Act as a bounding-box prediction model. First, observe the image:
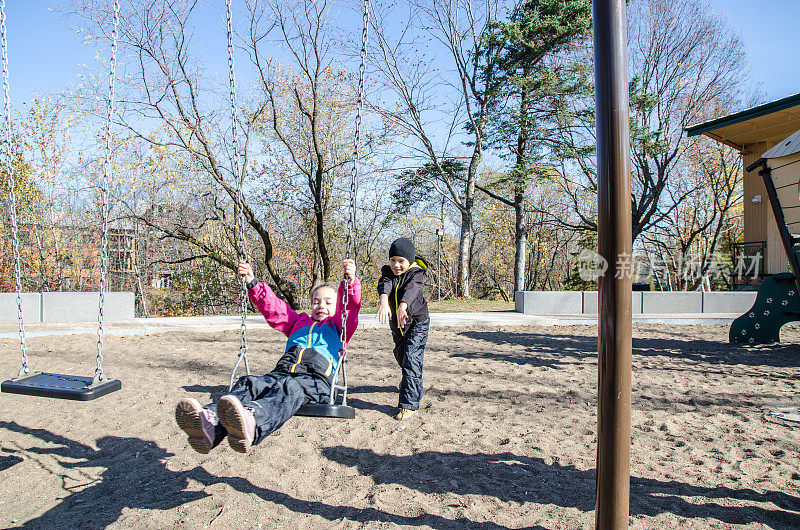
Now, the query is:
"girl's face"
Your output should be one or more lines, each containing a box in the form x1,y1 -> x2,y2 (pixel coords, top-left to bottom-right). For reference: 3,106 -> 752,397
389,256 -> 411,276
311,286 -> 337,321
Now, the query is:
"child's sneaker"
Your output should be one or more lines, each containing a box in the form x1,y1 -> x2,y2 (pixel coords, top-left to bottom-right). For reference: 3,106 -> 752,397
394,407 -> 417,420
218,395 -> 256,454
175,397 -> 219,454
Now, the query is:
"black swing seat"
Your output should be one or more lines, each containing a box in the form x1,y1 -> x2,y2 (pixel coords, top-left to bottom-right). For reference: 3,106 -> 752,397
296,403 -> 356,419
1,372 -> 121,401
292,354 -> 355,419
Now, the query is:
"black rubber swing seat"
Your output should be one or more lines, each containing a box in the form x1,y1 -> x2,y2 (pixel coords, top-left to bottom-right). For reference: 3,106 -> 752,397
296,403 -> 356,419
1,372 -> 121,401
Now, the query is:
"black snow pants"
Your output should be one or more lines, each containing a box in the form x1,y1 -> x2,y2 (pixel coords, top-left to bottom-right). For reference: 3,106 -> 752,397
392,317 -> 430,410
206,346 -> 333,445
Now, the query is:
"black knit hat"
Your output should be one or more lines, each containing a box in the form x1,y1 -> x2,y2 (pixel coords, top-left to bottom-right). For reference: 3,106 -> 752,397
389,237 -> 415,262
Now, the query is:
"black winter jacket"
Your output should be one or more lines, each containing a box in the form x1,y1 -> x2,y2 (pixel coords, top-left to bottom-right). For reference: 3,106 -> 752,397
377,258 -> 429,336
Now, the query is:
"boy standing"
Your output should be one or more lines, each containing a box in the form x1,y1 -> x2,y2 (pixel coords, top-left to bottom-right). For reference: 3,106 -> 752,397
377,237 -> 429,420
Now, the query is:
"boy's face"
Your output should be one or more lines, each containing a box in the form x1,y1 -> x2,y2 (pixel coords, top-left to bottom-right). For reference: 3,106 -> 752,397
389,256 -> 411,276
311,286 -> 337,322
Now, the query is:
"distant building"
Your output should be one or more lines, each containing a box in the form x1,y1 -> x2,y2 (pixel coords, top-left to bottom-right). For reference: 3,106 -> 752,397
686,93 -> 800,288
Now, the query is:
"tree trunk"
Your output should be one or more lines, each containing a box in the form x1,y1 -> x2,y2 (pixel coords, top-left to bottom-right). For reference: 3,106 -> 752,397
514,197 -> 527,293
313,167 -> 331,281
458,209 -> 472,298
514,75 -> 530,294
459,142 -> 481,298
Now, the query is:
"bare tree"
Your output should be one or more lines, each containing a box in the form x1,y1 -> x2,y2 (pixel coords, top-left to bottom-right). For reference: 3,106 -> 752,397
549,0 -> 748,244
245,0 -> 376,285
368,0 -> 504,297
66,0 -> 301,307
641,133 -> 743,290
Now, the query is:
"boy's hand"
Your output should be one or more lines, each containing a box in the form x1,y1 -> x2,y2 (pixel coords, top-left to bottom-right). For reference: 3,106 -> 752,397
377,298 -> 391,324
238,260 -> 255,284
342,259 -> 356,282
397,302 -> 409,328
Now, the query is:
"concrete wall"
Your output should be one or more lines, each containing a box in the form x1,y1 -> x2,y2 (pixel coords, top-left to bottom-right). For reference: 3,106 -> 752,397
1,292 -> 135,323
515,290 -> 757,315
641,292 -> 702,314
42,292 -> 135,322
702,292 -> 758,314
582,291 -> 643,314
515,291 -> 583,315
0,293 -> 42,323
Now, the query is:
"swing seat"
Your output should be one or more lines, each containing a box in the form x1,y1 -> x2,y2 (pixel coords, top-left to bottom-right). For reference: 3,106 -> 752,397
1,372 -> 121,401
296,403 -> 356,419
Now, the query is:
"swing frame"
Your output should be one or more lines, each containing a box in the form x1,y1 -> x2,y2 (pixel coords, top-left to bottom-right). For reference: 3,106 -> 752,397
224,0 -> 369,420
1,0 -> 122,401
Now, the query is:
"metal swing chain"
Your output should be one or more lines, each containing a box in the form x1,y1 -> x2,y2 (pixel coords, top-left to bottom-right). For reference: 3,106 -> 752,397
335,0 -> 370,404
1,0 -> 28,378
227,0 -> 250,391
94,0 -> 120,385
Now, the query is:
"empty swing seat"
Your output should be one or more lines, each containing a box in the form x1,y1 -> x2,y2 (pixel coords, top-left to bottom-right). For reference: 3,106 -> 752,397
1,372 -> 121,401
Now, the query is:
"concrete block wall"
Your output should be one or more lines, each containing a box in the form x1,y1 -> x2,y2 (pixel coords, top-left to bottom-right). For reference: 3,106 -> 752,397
702,292 -> 757,314
42,292 -> 135,322
582,292 -> 643,314
641,292 -> 702,314
0,293 -> 42,323
515,290 -> 758,315
515,291 -> 583,315
1,292 -> 135,323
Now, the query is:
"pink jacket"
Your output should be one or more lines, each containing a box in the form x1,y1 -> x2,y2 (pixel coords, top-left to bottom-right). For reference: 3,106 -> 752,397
247,278 -> 361,365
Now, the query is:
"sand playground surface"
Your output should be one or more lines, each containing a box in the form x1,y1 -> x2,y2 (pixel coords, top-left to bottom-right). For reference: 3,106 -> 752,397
1,323 -> 799,529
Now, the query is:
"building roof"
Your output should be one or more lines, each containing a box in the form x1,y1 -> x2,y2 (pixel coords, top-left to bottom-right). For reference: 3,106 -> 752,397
685,93 -> 800,151
763,128 -> 800,159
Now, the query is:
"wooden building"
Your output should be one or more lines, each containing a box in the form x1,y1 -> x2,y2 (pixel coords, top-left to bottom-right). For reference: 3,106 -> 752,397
686,93 -> 800,284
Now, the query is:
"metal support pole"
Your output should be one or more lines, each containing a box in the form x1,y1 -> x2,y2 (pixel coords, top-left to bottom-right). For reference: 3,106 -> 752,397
593,0 -> 632,528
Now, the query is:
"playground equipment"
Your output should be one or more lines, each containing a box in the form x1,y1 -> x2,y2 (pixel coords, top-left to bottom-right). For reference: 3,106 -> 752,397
222,0 -> 370,420
292,0 -> 368,420
1,0 -> 122,400
730,128 -> 800,344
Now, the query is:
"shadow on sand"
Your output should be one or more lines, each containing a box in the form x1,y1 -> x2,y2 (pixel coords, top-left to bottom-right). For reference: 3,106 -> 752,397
456,330 -> 800,370
322,446 -> 800,528
3,420 -> 797,529
0,421 -> 512,529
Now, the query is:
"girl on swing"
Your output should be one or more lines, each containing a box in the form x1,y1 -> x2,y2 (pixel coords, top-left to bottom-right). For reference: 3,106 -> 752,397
175,258 -> 361,454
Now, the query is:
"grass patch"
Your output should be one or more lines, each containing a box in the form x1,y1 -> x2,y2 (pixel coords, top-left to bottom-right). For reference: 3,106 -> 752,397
360,298 -> 514,314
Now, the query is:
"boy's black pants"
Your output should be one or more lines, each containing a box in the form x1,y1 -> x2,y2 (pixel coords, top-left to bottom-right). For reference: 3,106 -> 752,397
206,346 -> 333,445
392,317 -> 430,410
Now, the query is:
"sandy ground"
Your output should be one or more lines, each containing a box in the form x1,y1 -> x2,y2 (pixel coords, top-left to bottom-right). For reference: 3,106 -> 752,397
0,323 -> 799,529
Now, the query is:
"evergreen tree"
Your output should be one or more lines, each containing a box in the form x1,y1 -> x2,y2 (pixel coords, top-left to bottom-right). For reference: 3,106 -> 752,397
483,0 -> 592,292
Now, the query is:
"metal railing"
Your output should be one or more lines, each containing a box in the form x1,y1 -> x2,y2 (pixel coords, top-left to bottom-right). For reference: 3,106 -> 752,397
731,241 -> 766,290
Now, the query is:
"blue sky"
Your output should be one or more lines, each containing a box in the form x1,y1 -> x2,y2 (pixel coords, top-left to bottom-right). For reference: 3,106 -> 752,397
4,2 -> 233,105
4,2 -> 96,104
3,1 -> 798,109
705,0 -> 800,102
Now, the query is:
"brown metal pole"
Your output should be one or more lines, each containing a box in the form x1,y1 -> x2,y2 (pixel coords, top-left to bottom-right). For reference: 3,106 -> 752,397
593,0 -> 632,528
